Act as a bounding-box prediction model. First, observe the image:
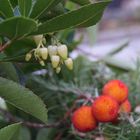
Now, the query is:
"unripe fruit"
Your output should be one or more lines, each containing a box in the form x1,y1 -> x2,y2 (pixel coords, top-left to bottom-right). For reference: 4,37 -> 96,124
119,100 -> 131,113
51,55 -> 60,68
48,45 -> 58,56
72,106 -> 97,132
64,58 -> 73,70
102,80 -> 128,104
25,53 -> 32,61
39,48 -> 48,60
92,95 -> 119,122
57,44 -> 68,59
33,35 -> 43,45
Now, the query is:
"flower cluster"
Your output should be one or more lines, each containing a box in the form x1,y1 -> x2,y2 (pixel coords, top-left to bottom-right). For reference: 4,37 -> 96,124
25,35 -> 73,73
71,80 -> 131,132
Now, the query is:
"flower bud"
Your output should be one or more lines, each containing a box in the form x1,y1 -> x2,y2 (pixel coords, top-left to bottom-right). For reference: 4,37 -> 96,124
39,60 -> 45,66
48,45 -> 58,56
39,48 -> 48,60
25,53 -> 32,61
64,58 -> 73,70
57,44 -> 68,59
56,67 -> 61,74
33,35 -> 43,45
51,55 -> 60,68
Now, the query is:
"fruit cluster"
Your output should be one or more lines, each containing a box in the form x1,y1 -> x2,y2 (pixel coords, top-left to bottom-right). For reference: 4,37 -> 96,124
25,35 -> 73,73
72,80 -> 131,132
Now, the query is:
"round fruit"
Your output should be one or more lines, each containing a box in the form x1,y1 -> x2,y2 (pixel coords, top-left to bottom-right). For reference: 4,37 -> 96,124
119,99 -> 131,113
102,80 -> 128,104
92,95 -> 119,122
71,106 -> 97,132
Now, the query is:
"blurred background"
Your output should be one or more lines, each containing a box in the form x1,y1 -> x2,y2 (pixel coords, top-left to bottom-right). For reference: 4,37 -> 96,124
72,0 -> 140,71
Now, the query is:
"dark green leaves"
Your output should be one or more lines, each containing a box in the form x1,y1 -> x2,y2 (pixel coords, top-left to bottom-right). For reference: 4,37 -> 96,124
70,0 -> 90,5
0,17 -> 37,39
33,0 -> 111,35
18,0 -> 32,16
30,0 -> 62,19
0,77 -> 48,123
0,0 -> 14,18
0,62 -> 19,82
0,123 -> 21,140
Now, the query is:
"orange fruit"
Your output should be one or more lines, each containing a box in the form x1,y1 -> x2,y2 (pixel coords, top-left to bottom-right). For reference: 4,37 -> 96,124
119,99 -> 131,113
71,106 -> 97,132
92,95 -> 119,122
102,80 -> 128,104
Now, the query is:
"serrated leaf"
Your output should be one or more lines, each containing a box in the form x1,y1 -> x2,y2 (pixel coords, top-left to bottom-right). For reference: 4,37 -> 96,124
32,0 -> 111,35
0,77 -> 48,123
30,0 -> 62,19
70,0 -> 90,5
0,123 -> 21,140
18,0 -> 32,16
0,0 -> 14,18
0,17 -> 37,39
0,62 -> 19,82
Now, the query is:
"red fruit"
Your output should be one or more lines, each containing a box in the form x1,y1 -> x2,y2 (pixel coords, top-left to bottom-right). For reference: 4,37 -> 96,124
119,100 -> 131,113
102,80 -> 128,104
111,118 -> 119,125
71,106 -> 97,132
92,95 -> 119,122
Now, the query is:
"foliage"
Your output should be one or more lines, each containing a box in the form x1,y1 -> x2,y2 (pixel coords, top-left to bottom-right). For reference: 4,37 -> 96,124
1,0 -> 139,140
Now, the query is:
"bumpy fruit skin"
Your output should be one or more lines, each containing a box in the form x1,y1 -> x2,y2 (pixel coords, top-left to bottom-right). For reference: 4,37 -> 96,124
92,95 -> 119,122
102,80 -> 128,104
119,100 -> 131,113
72,106 -> 97,132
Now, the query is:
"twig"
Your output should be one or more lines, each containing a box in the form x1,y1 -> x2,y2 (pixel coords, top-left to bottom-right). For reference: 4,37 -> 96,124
0,94 -> 90,129
0,40 -> 12,52
0,108 -> 61,128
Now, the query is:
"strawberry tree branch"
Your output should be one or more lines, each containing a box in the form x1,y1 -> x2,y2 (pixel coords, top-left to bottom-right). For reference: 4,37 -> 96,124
0,40 -> 12,52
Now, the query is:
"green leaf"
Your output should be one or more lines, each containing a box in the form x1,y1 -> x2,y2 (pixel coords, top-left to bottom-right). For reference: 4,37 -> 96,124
33,0 -> 111,35
0,123 -> 21,140
36,128 -> 57,140
18,0 -> 32,16
70,0 -> 90,5
30,0 -> 62,19
9,0 -> 18,8
19,127 -> 31,140
0,0 -> 14,18
5,38 -> 36,57
0,17 -> 37,39
0,77 -> 48,123
78,11 -> 103,27
0,62 -> 19,82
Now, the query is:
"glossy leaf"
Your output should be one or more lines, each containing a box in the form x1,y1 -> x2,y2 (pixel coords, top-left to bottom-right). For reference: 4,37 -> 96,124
0,123 -> 21,140
70,0 -> 90,5
0,77 -> 48,123
0,0 -> 14,18
0,62 -> 19,82
78,11 -> 103,27
18,0 -> 32,16
30,0 -> 62,19
0,17 -> 37,39
32,0 -> 111,35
